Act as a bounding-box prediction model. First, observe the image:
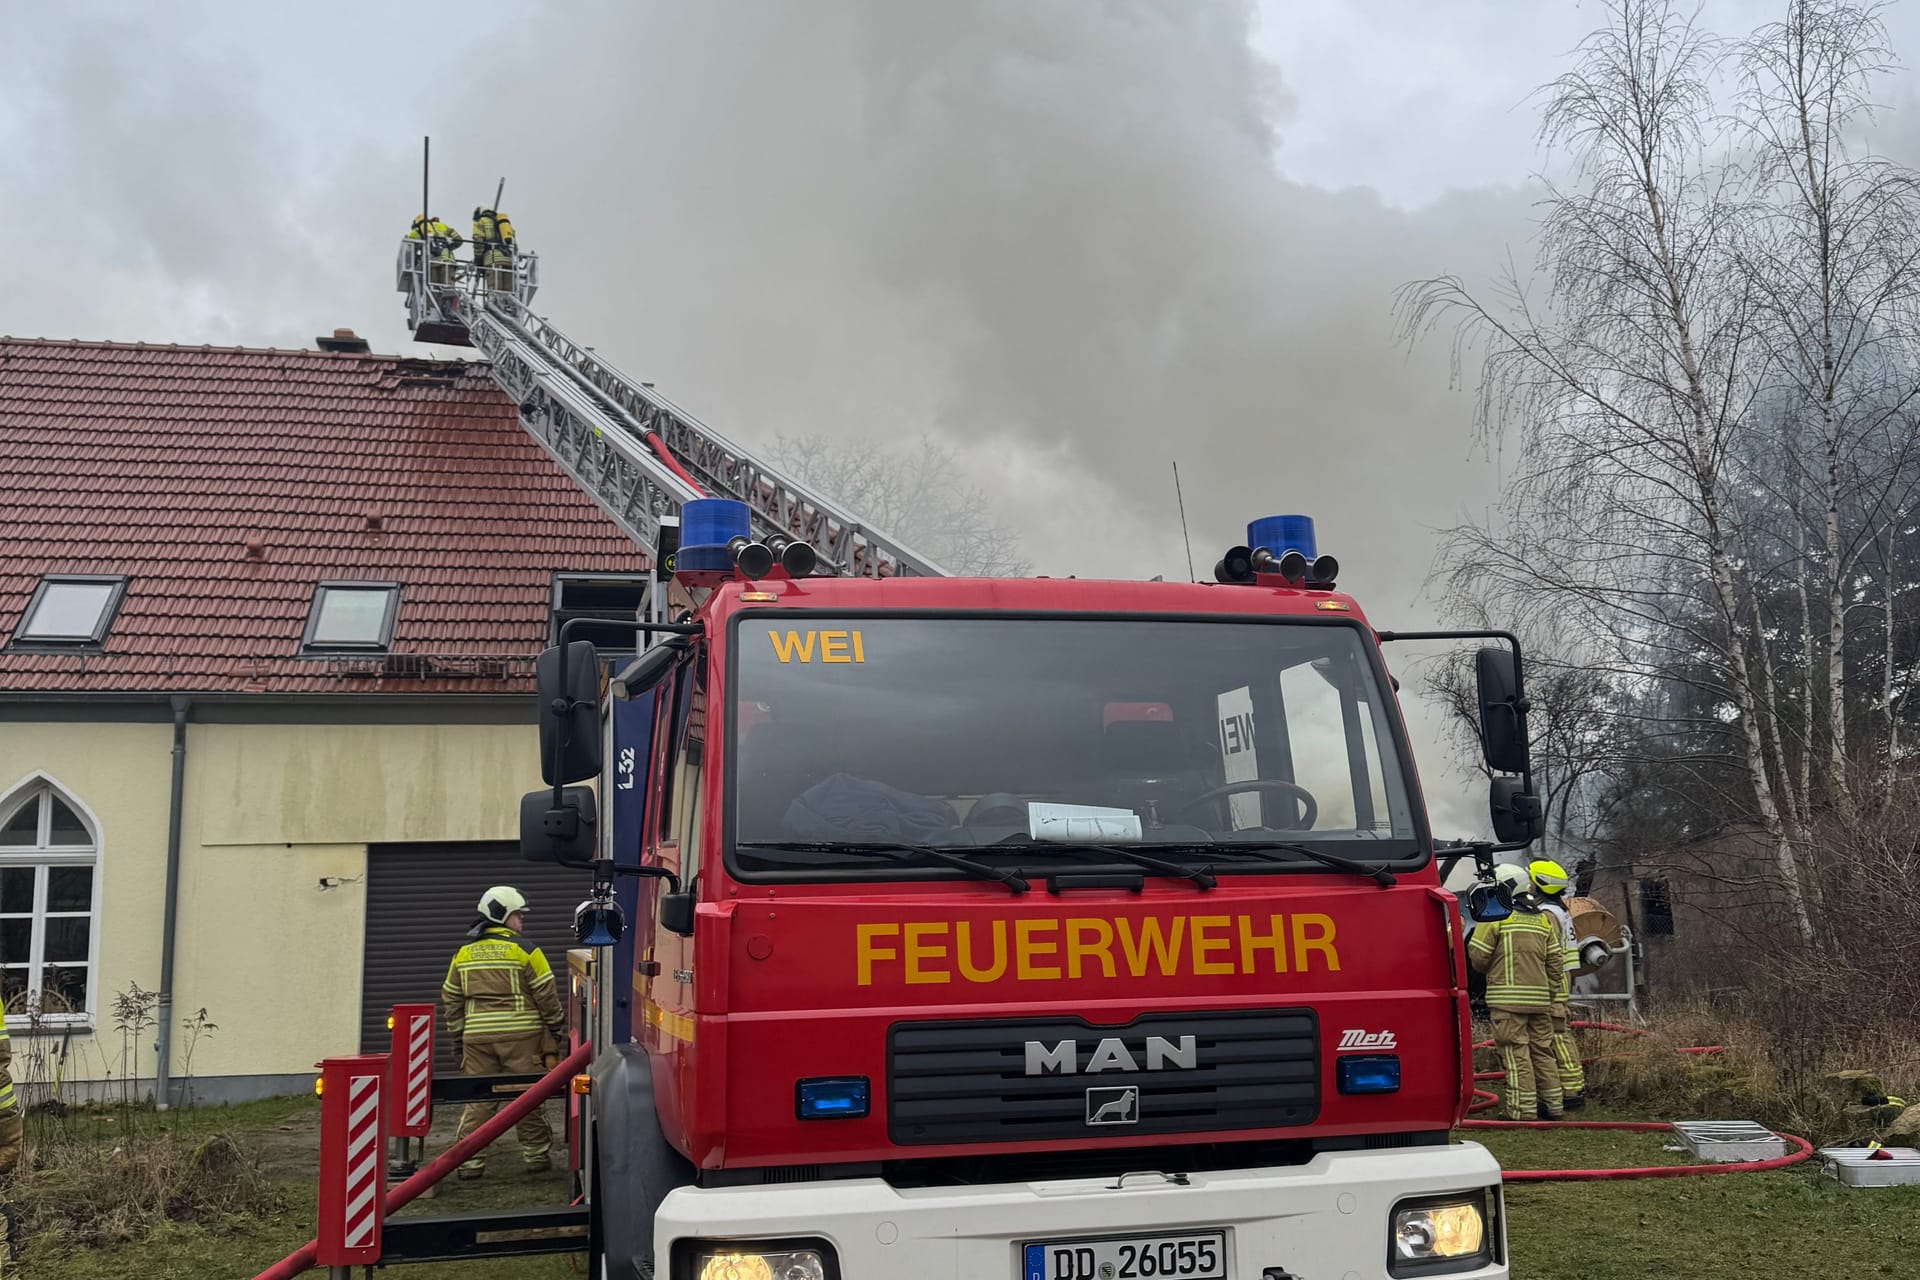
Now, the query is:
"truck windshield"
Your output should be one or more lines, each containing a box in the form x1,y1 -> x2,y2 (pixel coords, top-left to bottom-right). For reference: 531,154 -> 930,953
728,615 -> 1421,878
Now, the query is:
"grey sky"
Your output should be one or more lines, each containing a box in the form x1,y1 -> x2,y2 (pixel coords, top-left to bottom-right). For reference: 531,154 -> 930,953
11,1 -> 1920,833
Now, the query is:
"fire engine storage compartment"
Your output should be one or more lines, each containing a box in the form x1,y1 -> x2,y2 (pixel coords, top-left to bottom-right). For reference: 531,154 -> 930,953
1818,1146 -> 1920,1187
1670,1120 -> 1788,1162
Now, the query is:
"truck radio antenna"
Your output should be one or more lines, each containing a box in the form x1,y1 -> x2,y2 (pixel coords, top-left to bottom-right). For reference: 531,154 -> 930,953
1173,460 -> 1196,582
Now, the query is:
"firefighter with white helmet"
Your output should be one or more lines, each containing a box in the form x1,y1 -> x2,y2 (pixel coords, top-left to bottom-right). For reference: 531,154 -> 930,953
1528,857 -> 1587,1108
441,885 -> 567,1177
1468,863 -> 1568,1120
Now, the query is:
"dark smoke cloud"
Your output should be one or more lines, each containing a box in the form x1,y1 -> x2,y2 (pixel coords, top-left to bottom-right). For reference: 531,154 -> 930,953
3,1 -> 1544,828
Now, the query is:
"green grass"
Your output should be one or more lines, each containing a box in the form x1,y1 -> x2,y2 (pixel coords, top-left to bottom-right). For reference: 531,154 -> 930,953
1469,1120 -> 1920,1279
15,1096 -> 587,1280
22,1097 -> 1920,1278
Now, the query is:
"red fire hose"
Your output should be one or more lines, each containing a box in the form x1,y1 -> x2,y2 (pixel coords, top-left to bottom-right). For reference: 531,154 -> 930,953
250,1042 -> 593,1280
1463,1023 -> 1814,1181
645,432 -> 706,495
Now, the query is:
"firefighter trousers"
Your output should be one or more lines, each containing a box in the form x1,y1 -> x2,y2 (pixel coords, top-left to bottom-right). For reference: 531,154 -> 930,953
1549,1004 -> 1586,1096
1491,1009 -> 1563,1120
454,1033 -> 553,1171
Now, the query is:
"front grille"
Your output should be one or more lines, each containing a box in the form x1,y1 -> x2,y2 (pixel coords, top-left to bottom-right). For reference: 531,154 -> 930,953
888,1009 -> 1318,1145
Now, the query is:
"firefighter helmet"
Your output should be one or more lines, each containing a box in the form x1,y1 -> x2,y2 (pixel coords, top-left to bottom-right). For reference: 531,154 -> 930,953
1528,858 -> 1570,896
477,885 -> 529,923
1492,862 -> 1533,898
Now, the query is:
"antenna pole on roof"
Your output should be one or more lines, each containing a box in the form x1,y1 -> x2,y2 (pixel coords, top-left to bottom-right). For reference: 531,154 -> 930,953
494,176 -> 506,212
422,136 -> 430,234
1172,460 -> 1196,583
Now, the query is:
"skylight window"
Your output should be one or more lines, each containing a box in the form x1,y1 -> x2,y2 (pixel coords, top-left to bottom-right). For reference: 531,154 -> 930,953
11,576 -> 127,647
301,582 -> 401,652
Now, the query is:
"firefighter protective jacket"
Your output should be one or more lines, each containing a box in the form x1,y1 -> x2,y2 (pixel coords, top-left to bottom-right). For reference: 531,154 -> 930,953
442,925 -> 566,1042
407,218 -> 463,259
1467,907 -> 1566,1011
1540,900 -> 1579,1003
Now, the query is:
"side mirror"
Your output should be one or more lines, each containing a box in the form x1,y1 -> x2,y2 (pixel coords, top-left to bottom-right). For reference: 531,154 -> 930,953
520,786 -> 597,862
611,637 -> 691,701
538,641 -> 603,785
1474,647 -> 1530,775
1489,777 -> 1544,844
1466,882 -> 1512,923
660,890 -> 695,937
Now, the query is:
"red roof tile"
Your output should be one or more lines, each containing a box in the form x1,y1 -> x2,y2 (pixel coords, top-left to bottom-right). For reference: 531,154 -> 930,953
0,339 -> 645,694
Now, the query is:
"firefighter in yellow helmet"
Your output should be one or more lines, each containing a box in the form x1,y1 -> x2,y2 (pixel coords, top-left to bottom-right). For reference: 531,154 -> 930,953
442,886 -> 566,1178
1468,863 -> 1568,1120
1529,857 -> 1587,1108
471,207 -> 516,292
407,214 -> 463,286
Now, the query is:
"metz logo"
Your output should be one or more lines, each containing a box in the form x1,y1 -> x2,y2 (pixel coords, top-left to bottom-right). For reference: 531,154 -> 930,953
1337,1029 -> 1397,1052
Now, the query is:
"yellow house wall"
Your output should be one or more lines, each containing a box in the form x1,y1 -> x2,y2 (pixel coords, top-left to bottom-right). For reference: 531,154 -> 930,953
0,723 -> 173,1085
1,717 -> 542,1085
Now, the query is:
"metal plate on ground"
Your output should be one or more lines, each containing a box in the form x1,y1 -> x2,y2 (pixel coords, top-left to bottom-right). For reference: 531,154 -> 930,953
1819,1146 -> 1920,1188
1022,1231 -> 1227,1280
1671,1120 -> 1787,1162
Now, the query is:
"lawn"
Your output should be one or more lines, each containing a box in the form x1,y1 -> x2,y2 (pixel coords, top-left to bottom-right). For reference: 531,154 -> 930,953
17,1098 -> 1920,1278
15,1096 -> 585,1280
1471,1121 -> 1920,1279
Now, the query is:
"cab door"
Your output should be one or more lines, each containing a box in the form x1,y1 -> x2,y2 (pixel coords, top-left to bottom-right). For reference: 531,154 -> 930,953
639,652 -> 706,1138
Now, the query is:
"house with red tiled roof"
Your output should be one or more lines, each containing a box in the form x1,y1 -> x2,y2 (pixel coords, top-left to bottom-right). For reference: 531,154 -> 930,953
0,334 -> 648,1101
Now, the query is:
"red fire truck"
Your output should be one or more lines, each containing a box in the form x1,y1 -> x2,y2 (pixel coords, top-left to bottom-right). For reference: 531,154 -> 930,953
523,503 -> 1537,1280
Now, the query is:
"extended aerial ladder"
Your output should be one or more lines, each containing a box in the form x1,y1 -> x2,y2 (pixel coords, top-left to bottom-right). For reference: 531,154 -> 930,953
397,237 -> 946,579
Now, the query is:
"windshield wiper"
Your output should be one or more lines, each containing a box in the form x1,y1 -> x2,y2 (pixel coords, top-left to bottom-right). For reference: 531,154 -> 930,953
736,840 -> 1030,895
1201,839 -> 1397,888
997,841 -> 1216,891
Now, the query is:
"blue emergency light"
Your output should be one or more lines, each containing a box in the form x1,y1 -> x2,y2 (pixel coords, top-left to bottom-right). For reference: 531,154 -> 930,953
673,497 -> 816,580
1336,1055 -> 1402,1095
1248,514 -> 1316,562
795,1076 -> 870,1120
1215,514 -> 1340,586
675,497 -> 757,573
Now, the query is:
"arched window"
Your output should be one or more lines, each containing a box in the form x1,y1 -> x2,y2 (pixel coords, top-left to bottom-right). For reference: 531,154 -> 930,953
0,780 -> 99,1023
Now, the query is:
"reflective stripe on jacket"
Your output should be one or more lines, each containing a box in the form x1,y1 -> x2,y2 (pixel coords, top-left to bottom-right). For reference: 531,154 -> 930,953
442,926 -> 565,1041
1467,908 -> 1565,1011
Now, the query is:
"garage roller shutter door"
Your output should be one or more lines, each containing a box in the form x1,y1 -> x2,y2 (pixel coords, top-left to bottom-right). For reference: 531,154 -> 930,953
362,842 -> 593,1072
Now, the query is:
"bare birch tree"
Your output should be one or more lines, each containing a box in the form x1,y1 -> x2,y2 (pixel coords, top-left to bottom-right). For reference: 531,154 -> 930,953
1400,0 -> 1819,942
1736,0 -> 1920,815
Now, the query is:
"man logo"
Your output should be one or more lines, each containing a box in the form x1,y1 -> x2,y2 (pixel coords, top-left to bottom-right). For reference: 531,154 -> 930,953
1085,1086 -> 1139,1126
1024,1035 -> 1197,1076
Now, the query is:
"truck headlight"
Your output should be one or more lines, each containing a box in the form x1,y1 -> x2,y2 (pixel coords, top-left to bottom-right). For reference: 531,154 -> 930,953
689,1246 -> 830,1280
1389,1191 -> 1493,1274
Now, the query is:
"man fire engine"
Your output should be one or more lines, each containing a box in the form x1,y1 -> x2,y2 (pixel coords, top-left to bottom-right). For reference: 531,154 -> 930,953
521,505 -> 1538,1280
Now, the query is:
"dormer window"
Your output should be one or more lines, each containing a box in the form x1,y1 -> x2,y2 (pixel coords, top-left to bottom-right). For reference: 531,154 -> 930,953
10,576 -> 127,649
301,582 -> 401,653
